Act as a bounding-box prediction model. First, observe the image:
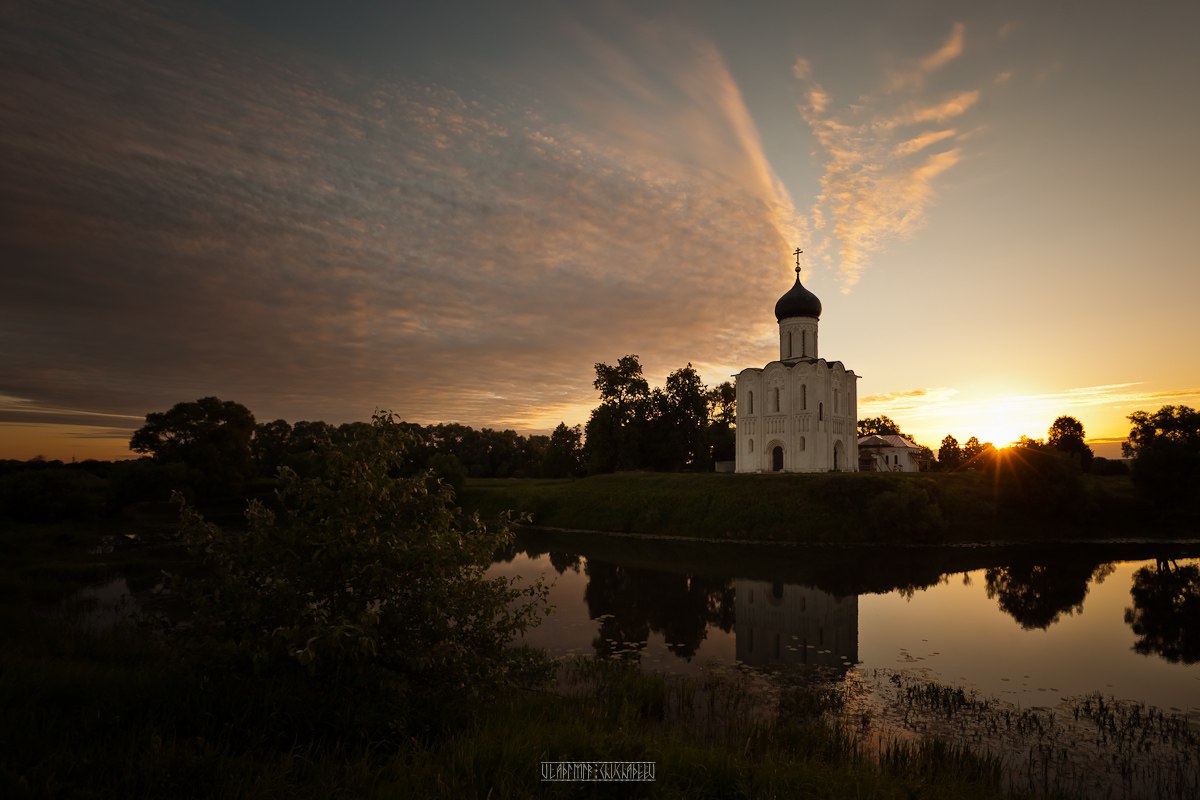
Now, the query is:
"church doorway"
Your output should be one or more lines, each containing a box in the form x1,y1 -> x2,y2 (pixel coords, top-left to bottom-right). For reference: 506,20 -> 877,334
771,446 -> 783,472
833,441 -> 844,471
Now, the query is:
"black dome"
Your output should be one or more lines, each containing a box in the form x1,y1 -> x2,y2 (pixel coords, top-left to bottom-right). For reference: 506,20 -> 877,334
774,275 -> 822,320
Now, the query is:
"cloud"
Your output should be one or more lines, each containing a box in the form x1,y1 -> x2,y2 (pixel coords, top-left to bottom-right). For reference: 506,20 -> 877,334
795,25 -> 978,288
886,22 -> 965,91
0,0 -> 804,450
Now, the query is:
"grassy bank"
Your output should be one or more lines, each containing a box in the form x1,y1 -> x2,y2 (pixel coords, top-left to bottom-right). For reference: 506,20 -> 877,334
461,471 -> 1158,544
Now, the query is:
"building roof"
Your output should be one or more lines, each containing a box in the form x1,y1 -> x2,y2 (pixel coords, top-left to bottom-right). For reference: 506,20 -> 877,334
774,274 -> 822,320
857,434 -> 921,449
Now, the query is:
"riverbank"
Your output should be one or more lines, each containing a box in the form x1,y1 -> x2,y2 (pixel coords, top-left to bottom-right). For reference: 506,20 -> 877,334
461,470 -> 1173,545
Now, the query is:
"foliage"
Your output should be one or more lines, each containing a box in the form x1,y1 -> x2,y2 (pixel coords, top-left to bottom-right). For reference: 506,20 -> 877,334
707,381 -> 737,462
647,363 -> 711,470
1047,415 -> 1094,472
858,415 -> 905,437
426,452 -> 467,495
961,436 -> 993,465
584,354 -> 652,472
938,435 -> 962,470
130,397 -> 256,499
584,355 -> 720,473
1122,405 -> 1200,516
540,422 -> 584,478
981,443 -> 1084,521
176,411 -> 549,736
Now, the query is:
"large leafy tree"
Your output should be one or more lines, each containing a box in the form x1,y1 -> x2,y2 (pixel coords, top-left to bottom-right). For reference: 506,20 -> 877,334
1122,405 -> 1200,516
541,422 -> 584,478
130,397 -> 256,496
584,357 -> 717,472
1047,415 -> 1094,472
649,364 -> 710,471
938,435 -> 962,470
858,415 -> 904,436
177,412 -> 548,734
585,354 -> 652,472
707,381 -> 737,462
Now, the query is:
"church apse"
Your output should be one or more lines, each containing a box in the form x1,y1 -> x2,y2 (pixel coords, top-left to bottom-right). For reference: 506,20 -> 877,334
735,579 -> 859,670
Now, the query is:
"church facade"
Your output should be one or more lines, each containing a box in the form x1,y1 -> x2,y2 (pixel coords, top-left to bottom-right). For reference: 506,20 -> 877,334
735,254 -> 859,473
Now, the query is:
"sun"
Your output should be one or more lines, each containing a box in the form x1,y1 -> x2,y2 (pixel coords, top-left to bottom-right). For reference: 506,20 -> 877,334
963,396 -> 1044,448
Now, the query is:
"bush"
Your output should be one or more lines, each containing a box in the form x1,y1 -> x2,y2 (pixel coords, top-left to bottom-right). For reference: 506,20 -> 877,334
176,412 -> 549,738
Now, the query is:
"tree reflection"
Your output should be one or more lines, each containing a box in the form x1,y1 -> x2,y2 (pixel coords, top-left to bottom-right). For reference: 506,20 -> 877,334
985,561 -> 1113,630
583,560 -> 733,662
1124,561 -> 1200,664
548,551 -> 581,575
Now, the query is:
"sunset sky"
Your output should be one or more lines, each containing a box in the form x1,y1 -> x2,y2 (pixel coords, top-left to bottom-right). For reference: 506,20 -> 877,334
3,0 -> 1198,461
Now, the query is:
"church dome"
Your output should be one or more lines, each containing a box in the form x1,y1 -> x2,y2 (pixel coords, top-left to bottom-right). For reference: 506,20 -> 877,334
774,274 -> 822,320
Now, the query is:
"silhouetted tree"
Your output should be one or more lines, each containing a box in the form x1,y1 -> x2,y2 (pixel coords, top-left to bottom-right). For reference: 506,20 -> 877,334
252,418 -> 293,476
130,397 -> 256,498
541,423 -> 584,478
584,356 -> 717,473
1048,415 -> 1094,472
1122,405 -> 1200,517
648,364 -> 710,471
585,355 -> 652,473
938,435 -> 962,470
707,381 -> 737,463
961,436 -> 993,464
858,415 -> 904,436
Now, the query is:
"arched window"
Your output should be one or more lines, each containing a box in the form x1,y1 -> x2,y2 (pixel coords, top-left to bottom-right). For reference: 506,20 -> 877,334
748,439 -> 754,453
786,331 -> 792,358
800,436 -> 806,451
801,384 -> 807,410
834,389 -> 839,413
819,402 -> 824,421
772,387 -> 780,413
802,330 -> 807,356
747,391 -> 754,415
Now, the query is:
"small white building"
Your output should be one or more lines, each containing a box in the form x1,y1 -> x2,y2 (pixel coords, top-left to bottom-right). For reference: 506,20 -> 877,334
735,254 -> 859,472
857,434 -> 924,472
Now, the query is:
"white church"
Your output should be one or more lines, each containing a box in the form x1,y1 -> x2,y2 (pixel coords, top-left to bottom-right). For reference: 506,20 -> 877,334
735,251 -> 859,472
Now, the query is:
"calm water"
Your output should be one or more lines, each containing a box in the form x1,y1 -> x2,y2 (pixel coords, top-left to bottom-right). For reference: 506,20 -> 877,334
489,531 -> 1200,721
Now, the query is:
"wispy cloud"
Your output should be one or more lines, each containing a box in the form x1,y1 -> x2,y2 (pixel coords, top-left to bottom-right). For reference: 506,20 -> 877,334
886,22 -> 966,91
0,0 -> 805,447
796,24 -> 977,288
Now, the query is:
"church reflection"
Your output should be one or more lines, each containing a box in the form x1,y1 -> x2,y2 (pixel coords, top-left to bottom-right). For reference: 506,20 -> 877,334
512,533 -> 1200,672
575,555 -> 857,670
735,580 -> 858,669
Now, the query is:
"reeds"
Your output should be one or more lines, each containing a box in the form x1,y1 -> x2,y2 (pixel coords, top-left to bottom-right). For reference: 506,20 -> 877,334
862,671 -> 1199,799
